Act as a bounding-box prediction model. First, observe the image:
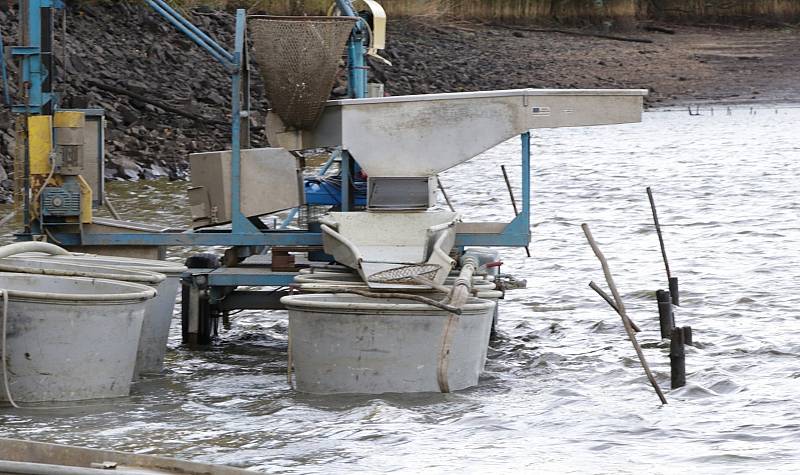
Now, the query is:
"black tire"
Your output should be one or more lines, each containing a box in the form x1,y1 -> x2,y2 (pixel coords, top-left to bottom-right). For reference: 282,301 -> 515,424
184,252 -> 220,269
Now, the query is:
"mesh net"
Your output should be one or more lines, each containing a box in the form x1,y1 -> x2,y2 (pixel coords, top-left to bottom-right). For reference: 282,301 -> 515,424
368,264 -> 442,285
249,16 -> 356,130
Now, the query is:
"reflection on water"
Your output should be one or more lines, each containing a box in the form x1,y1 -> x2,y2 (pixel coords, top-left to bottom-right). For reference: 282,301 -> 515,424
2,107 -> 800,473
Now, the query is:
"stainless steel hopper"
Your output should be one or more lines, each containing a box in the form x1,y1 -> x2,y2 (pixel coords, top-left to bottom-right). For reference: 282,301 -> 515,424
306,88 -> 647,176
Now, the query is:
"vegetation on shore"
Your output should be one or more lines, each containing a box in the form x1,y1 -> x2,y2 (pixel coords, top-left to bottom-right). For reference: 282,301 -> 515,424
148,0 -> 800,25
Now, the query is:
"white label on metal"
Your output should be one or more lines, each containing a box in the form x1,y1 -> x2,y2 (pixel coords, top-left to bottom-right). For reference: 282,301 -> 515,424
531,106 -> 551,116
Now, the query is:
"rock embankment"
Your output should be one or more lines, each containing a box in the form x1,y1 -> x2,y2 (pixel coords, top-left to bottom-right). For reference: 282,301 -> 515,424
2,3 -> 799,203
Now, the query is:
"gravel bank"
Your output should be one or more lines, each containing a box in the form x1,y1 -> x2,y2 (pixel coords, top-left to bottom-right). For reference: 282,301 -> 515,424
1,4 -> 798,202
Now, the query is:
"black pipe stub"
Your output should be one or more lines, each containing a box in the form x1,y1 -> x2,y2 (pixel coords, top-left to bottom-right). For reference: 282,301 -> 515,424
656,289 -> 674,339
670,327 -> 686,389
669,276 -> 680,306
682,325 -> 693,346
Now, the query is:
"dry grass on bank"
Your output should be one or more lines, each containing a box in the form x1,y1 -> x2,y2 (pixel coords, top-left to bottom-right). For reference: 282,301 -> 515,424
83,0 -> 800,24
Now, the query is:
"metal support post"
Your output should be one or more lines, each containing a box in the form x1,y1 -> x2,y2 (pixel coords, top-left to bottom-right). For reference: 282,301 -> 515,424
347,36 -> 367,99
340,151 -> 352,211
229,9 -> 260,236
240,43 -> 251,148
521,131 -> 531,241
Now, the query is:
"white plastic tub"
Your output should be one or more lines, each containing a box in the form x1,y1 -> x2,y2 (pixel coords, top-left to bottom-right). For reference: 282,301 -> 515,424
0,272 -> 155,402
281,293 -> 496,394
11,254 -> 186,376
0,257 -> 168,380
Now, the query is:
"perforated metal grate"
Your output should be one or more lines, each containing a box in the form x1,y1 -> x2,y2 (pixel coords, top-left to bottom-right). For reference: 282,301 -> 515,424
368,264 -> 442,285
249,16 -> 356,130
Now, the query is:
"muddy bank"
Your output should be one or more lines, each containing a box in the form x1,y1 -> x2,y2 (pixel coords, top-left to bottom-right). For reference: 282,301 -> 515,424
378,19 -> 800,105
2,3 -> 799,202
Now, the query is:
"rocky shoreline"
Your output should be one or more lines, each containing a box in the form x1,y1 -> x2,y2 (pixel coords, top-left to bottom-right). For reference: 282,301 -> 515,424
2,3 -> 799,203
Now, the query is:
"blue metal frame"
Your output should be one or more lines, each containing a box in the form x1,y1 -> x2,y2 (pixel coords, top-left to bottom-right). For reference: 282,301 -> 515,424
334,0 -> 368,99
144,0 -> 236,71
145,1 -> 261,236
10,0 -> 64,114
17,1 -> 534,289
48,132 -> 532,249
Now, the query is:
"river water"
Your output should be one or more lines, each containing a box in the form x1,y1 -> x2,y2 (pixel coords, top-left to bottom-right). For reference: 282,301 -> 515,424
1,106 -> 799,473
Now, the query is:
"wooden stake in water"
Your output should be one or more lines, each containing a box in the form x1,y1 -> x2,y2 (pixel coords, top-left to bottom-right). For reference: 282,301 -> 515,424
582,223 -> 667,405
646,187 -> 670,279
588,281 -> 641,333
647,187 -> 679,305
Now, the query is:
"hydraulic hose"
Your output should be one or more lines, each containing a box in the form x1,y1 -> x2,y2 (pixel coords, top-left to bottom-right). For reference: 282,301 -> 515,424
447,254 -> 479,308
0,242 -> 71,259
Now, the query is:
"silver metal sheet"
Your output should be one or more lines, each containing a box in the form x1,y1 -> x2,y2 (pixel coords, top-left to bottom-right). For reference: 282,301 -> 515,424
188,148 -> 303,228
307,88 -> 647,177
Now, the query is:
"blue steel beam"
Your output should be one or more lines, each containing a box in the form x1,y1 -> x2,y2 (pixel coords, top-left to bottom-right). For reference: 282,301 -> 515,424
56,232 -> 324,247
147,0 -> 234,64
54,229 -> 530,248
346,36 -> 367,98
145,0 -> 236,71
207,271 -> 299,287
229,9 -> 261,235
521,131 -> 532,236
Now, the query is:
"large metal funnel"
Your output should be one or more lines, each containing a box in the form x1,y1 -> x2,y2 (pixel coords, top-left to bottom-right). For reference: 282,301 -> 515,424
304,88 -> 648,177
249,16 -> 357,130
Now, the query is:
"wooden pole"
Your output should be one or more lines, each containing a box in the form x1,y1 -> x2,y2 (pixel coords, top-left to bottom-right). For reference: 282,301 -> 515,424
647,187 -> 679,306
646,186 -> 671,280
582,223 -> 667,405
588,281 -> 641,333
104,196 -> 122,221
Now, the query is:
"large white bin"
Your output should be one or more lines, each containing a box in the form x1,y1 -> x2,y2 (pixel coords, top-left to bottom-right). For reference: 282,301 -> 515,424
0,273 -> 155,402
13,254 -> 186,376
281,293 -> 496,394
0,257 -> 168,380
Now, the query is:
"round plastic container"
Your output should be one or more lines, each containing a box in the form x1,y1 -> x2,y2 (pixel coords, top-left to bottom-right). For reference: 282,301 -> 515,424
281,293 -> 496,394
12,254 -> 186,376
0,272 -> 155,402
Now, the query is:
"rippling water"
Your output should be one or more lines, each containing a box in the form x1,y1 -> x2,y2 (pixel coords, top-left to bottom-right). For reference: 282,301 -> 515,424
1,106 -> 800,473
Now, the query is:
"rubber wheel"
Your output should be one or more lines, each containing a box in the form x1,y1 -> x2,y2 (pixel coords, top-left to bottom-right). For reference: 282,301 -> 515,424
185,252 -> 220,269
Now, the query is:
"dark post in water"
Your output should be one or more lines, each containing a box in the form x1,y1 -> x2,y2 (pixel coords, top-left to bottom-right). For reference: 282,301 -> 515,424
670,327 -> 686,389
669,276 -> 680,306
656,289 -> 674,339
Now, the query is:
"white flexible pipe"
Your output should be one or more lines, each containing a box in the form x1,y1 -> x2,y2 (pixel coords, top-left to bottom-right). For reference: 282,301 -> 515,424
0,263 -> 165,285
447,255 -> 478,308
0,242 -> 71,259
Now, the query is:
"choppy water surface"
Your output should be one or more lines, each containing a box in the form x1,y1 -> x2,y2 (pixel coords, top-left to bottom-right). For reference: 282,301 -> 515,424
1,107 -> 800,473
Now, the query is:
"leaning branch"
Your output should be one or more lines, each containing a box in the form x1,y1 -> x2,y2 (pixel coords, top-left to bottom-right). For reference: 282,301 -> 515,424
582,223 -> 667,405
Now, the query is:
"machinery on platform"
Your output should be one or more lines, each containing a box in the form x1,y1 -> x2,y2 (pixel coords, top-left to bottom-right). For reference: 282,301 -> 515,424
7,0 -> 647,346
